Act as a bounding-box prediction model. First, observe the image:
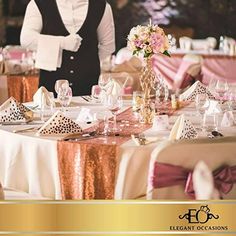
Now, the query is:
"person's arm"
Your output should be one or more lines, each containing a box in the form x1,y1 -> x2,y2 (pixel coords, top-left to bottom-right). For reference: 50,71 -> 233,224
97,3 -> 116,61
20,0 -> 42,50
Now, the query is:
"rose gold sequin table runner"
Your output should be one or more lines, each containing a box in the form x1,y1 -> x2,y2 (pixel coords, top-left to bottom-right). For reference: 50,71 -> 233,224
57,107 -> 152,200
7,74 -> 39,102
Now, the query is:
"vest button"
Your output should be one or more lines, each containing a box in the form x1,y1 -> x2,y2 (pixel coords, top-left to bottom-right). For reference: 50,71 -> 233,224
69,83 -> 73,86
70,70 -> 74,74
70,56 -> 74,60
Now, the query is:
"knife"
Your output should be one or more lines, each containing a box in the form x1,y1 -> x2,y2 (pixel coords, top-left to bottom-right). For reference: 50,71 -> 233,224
62,131 -> 98,141
0,121 -> 43,126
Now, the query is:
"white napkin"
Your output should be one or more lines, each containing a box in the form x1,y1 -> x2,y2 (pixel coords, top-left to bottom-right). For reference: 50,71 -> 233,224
179,81 -> 215,101
76,108 -> 94,122
106,79 -> 122,96
0,97 -> 33,123
33,86 -> 52,109
205,100 -> 222,115
36,111 -> 82,136
221,111 -> 235,127
193,161 -> 219,200
169,114 -> 197,140
35,35 -> 61,71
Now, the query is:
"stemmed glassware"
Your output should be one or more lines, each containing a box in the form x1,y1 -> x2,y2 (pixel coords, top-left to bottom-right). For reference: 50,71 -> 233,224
55,80 -> 69,95
105,94 -> 123,134
215,79 -> 229,101
195,94 -> 210,131
98,74 -> 113,104
55,80 -> 72,113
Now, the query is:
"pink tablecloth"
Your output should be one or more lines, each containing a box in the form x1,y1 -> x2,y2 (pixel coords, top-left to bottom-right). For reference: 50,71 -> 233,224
153,53 -> 236,85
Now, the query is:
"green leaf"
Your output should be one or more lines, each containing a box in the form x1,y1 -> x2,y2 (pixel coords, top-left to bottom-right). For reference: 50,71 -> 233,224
163,50 -> 171,57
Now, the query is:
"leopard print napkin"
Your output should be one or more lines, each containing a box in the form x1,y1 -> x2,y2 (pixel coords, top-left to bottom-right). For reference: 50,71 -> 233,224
169,114 -> 198,140
179,81 -> 215,101
0,97 -> 33,123
36,111 -> 83,136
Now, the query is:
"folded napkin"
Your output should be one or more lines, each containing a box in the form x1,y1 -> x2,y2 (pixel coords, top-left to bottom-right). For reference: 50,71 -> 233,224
179,81 -> 215,101
221,111 -> 235,127
0,97 -> 33,123
33,86 -> 53,108
76,107 -> 94,123
106,79 -> 122,96
36,111 -> 83,136
205,100 -> 222,115
193,161 -> 219,200
169,114 -> 197,140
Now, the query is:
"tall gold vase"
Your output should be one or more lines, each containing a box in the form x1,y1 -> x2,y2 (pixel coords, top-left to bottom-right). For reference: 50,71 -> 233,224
139,57 -> 156,124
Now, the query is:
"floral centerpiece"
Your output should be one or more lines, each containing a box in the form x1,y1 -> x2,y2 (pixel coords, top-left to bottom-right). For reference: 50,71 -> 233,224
127,21 -> 170,123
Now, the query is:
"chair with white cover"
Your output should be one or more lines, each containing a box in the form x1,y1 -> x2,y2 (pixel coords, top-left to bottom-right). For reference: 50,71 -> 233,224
146,137 -> 236,200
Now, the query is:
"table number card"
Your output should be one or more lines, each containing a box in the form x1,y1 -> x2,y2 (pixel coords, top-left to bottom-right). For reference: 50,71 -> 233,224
152,115 -> 169,131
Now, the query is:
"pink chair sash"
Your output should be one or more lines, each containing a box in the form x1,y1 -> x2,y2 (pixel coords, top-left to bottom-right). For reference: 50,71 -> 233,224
152,162 -> 236,199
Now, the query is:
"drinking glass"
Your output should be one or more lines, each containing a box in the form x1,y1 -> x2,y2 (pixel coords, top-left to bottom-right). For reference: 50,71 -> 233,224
215,79 -> 229,101
132,91 -> 144,113
98,74 -> 112,93
54,79 -> 69,94
91,85 -> 101,101
57,86 -> 73,113
106,95 -> 123,133
195,94 -> 210,131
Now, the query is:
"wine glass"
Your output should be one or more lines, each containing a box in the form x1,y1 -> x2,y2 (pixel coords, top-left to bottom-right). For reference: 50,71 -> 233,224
57,86 -> 73,113
105,95 -> 123,134
54,79 -> 69,95
98,74 -> 112,92
195,94 -> 210,131
91,85 -> 101,101
215,79 -> 229,101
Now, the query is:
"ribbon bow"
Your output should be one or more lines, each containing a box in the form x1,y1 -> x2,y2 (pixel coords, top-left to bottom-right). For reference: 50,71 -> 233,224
152,162 -> 236,199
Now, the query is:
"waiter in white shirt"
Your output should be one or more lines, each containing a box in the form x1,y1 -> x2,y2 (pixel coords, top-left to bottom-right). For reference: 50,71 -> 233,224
20,0 -> 115,96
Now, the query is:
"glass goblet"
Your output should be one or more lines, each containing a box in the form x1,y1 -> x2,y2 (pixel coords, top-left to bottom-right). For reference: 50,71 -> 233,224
106,95 -> 123,134
54,79 -> 69,95
57,86 -> 73,113
215,79 -> 229,101
195,94 -> 210,131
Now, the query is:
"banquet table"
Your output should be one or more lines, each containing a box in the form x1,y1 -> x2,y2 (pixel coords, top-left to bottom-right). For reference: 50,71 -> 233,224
154,49 -> 236,85
0,74 -> 39,104
0,96 -> 236,200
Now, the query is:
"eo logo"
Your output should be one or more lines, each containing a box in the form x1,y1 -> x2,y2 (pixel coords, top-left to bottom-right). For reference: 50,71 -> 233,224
179,205 -> 219,224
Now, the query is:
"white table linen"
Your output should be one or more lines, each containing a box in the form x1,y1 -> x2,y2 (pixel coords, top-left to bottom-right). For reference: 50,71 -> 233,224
0,97 -> 236,199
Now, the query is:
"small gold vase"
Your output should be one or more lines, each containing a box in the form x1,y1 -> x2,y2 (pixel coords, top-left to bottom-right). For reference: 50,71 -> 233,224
139,57 -> 156,124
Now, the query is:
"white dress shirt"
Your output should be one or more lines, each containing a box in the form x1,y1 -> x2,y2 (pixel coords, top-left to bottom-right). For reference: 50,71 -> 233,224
20,0 -> 115,71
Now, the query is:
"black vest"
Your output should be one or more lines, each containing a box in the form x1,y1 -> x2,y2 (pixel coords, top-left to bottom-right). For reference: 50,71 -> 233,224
35,0 -> 106,96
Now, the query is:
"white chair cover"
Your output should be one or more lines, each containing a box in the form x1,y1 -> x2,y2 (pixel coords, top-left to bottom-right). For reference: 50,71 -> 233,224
147,137 -> 236,200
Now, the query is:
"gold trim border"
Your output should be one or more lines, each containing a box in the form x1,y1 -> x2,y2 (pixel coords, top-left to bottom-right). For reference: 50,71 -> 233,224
0,200 -> 235,235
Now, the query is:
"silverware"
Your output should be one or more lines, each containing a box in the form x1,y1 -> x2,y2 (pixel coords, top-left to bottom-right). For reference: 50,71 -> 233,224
207,130 -> 224,139
0,121 -> 44,126
63,131 -> 98,141
131,133 -> 147,145
81,96 -> 90,102
13,126 -> 40,133
0,120 -> 32,125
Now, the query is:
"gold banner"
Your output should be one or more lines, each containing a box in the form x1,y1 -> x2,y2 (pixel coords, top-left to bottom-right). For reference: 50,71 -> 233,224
0,200 -> 235,235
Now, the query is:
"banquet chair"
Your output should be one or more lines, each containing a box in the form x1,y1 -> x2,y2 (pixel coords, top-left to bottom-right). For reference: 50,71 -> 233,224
146,137 -> 236,200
